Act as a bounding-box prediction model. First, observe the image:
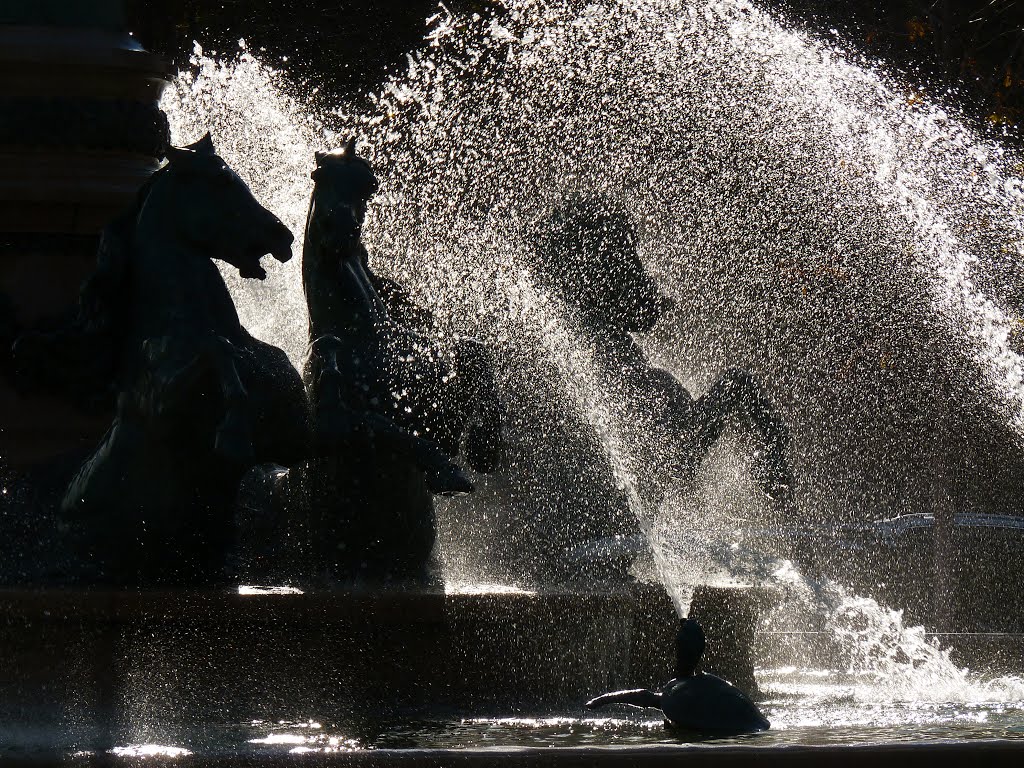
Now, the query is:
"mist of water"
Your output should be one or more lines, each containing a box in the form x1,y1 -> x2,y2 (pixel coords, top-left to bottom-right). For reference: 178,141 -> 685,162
162,0 -> 1024,693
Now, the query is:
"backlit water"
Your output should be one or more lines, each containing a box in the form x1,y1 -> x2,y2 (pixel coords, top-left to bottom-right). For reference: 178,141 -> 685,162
147,0 -> 1024,748
8,687 -> 1024,757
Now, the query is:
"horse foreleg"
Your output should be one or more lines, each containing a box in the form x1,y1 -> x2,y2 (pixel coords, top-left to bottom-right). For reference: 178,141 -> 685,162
359,410 -> 474,495
207,337 -> 255,464
311,336 -> 473,495
692,369 -> 794,503
310,342 -> 357,444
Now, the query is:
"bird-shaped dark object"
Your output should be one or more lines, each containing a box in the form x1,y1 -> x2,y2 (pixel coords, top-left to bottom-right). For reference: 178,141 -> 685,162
585,617 -> 770,735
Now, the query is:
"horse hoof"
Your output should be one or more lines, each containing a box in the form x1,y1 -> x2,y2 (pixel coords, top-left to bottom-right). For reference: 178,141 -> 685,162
424,464 -> 475,496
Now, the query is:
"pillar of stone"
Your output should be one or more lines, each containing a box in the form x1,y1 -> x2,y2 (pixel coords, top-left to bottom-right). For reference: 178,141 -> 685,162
0,0 -> 169,466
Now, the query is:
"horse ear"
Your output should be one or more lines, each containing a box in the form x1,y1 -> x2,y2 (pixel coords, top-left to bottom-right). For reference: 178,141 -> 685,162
165,145 -> 192,164
343,137 -> 357,156
186,132 -> 216,155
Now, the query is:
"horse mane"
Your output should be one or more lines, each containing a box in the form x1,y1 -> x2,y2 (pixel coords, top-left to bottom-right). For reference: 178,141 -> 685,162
78,165 -> 167,336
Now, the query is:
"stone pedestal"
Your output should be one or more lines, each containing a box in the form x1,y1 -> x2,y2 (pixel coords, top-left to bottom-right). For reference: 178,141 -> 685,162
0,5 -> 169,466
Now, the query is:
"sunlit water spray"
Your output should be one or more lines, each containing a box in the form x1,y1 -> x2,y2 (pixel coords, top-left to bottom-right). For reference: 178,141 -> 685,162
162,0 -> 1024,700
762,561 -> 1024,711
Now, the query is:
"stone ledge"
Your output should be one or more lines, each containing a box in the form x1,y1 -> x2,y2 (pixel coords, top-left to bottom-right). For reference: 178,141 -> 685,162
0,586 -> 677,728
3,741 -> 1024,767
0,586 -> 664,625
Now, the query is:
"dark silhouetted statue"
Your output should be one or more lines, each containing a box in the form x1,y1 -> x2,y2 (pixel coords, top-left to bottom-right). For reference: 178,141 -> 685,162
530,197 -> 794,507
586,617 -> 770,734
14,134 -> 310,586
301,138 -> 504,584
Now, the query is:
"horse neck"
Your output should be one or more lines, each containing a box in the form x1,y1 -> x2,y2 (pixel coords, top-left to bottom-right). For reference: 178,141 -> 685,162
128,223 -> 242,342
589,322 -> 651,375
303,230 -> 387,341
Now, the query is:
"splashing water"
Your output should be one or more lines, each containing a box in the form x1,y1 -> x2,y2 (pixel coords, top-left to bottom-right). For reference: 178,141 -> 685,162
764,560 -> 1024,706
163,0 -> 1024,625
162,41 -> 321,364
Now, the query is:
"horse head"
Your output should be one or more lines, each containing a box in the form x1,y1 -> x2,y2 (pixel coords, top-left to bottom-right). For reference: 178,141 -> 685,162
531,197 -> 673,334
143,133 -> 294,280
306,137 -> 380,257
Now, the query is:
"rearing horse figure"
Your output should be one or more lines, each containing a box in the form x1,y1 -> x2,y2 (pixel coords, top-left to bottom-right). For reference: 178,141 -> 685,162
15,134 -> 310,586
302,139 -> 504,584
530,198 -> 795,510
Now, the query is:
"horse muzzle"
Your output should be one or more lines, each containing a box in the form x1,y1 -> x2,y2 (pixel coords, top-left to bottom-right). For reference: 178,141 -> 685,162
269,241 -> 293,264
266,219 -> 295,263
235,238 -> 292,280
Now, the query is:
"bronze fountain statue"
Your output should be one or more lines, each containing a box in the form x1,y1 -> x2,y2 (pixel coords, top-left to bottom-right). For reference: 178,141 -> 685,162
7,133 -> 505,588
14,134 -> 310,586
586,617 -> 770,734
299,138 -> 504,583
530,197 -> 794,508
3,136 -> 783,600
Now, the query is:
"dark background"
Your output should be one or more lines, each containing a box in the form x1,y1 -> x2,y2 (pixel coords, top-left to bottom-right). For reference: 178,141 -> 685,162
778,1 -> 1024,132
122,0 -> 1024,135
122,0 -> 497,103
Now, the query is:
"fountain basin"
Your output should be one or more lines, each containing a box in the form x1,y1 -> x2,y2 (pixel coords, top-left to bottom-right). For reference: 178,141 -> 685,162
1,585 -> 1021,759
3,728 -> 1024,765
0,584 -> 676,749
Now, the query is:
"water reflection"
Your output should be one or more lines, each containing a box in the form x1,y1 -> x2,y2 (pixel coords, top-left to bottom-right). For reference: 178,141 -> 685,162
108,744 -> 192,758
233,696 -> 1024,752
444,582 -> 538,596
245,719 -> 363,753
237,585 -> 305,595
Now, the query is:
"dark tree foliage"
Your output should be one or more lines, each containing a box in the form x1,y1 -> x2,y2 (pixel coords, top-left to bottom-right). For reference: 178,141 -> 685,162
124,0 -> 498,104
778,0 -> 1023,133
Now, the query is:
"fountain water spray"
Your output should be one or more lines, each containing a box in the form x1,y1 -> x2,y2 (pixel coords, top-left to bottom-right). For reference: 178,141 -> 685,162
764,560 -> 1024,709
162,0 -> 1024,689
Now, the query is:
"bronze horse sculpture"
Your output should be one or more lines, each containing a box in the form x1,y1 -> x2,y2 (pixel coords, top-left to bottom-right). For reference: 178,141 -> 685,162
301,139 -> 504,583
530,197 -> 794,508
15,134 -> 310,586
